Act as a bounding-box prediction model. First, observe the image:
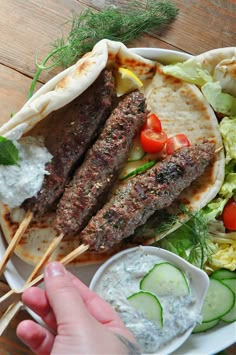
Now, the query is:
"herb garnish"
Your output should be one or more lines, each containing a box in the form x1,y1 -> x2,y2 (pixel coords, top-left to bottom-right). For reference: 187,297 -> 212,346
132,205 -> 214,269
28,0 -> 178,98
0,137 -> 19,166
158,210 -> 214,269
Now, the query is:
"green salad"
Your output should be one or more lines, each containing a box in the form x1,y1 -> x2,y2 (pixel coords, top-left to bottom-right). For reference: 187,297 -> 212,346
158,57 -> 236,272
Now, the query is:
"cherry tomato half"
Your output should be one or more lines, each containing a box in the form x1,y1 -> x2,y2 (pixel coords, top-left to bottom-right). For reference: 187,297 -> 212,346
143,114 -> 162,133
140,129 -> 167,154
222,198 -> 236,231
166,134 -> 190,155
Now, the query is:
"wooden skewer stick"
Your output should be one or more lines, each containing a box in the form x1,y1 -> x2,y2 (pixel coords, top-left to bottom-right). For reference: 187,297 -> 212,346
0,233 -> 64,335
0,211 -> 33,276
215,146 -> 224,154
0,242 -> 89,315
0,300 -> 24,335
25,233 -> 64,283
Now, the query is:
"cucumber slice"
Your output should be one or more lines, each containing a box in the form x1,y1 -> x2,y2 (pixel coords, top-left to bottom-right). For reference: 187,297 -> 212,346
128,137 -> 145,162
201,278 -> 235,322
128,291 -> 163,328
221,298 -> 236,322
192,319 -> 219,334
140,262 -> 190,297
211,269 -> 236,280
220,279 -> 236,323
221,278 -> 236,293
119,160 -> 156,180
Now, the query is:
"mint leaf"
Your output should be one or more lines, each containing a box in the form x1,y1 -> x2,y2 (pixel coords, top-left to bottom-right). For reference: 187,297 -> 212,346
0,136 -> 19,166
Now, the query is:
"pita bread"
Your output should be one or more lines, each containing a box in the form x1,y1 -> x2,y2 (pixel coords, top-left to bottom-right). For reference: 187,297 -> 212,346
0,40 -> 226,265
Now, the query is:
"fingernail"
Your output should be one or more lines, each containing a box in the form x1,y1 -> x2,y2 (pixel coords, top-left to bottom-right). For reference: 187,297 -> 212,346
45,262 -> 66,278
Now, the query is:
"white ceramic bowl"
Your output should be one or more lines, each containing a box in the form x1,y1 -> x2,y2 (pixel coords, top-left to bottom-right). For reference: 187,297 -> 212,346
90,246 -> 209,355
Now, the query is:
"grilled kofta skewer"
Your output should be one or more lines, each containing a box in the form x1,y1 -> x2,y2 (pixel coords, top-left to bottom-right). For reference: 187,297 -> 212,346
56,90 -> 148,236
80,142 -> 215,252
22,69 -> 116,216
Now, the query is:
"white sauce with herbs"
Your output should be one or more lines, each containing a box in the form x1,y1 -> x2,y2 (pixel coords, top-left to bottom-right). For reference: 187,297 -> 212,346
94,249 -> 201,353
0,136 -> 52,208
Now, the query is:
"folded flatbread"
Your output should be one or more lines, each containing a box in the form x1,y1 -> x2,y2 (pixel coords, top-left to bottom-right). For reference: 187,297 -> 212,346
0,40 -> 227,265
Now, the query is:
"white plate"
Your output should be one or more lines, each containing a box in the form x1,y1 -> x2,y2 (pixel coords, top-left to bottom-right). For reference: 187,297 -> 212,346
1,47 -> 236,354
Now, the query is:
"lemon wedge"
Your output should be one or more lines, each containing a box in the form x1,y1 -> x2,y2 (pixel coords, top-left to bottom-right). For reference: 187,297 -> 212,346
116,67 -> 143,97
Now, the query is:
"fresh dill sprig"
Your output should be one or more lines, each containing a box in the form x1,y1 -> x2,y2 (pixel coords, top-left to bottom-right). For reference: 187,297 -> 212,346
132,208 -> 178,242
28,0 -> 178,98
158,209 -> 214,269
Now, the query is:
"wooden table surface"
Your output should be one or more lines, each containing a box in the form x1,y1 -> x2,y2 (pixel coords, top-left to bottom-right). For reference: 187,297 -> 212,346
0,0 -> 235,354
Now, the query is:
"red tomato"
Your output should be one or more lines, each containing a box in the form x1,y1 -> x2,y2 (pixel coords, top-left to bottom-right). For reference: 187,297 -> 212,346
166,134 -> 190,155
222,198 -> 236,231
143,114 -> 162,133
140,129 -> 167,153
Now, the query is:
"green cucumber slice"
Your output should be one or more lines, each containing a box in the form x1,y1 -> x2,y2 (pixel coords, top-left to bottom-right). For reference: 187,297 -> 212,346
201,278 -> 235,322
220,279 -> 236,323
192,319 -> 219,334
221,298 -> 236,322
128,291 -> 163,328
221,278 -> 236,293
211,269 -> 236,280
119,160 -> 156,180
128,137 -> 145,162
140,262 -> 190,297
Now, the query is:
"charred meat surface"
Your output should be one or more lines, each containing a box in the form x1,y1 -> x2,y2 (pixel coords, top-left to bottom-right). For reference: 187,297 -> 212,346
22,69 -> 116,216
56,90 -> 148,236
80,142 -> 215,251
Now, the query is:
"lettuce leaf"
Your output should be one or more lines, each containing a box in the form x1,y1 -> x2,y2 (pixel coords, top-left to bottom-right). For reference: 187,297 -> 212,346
162,57 -> 213,86
203,159 -> 236,220
201,82 -> 236,116
220,116 -> 236,163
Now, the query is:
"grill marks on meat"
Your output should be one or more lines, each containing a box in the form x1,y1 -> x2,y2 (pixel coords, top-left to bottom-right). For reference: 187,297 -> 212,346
56,90 -> 148,236
22,69 -> 116,216
80,142 -> 215,251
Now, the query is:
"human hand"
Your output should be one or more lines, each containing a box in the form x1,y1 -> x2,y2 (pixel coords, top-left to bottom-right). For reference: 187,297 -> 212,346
16,262 -> 140,355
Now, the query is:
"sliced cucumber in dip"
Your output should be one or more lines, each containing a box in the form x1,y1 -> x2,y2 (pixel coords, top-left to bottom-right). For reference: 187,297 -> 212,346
220,278 -> 236,322
201,278 -> 235,322
128,291 -> 163,328
128,137 -> 145,162
192,319 -> 219,334
211,269 -> 236,280
140,262 -> 190,297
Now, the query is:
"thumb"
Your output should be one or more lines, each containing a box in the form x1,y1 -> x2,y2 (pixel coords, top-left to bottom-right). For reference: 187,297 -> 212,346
44,262 -> 92,329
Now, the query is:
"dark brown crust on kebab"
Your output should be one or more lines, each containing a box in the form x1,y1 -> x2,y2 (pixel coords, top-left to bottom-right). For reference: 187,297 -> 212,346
56,90 -> 148,236
80,142 -> 215,252
22,69 -> 116,216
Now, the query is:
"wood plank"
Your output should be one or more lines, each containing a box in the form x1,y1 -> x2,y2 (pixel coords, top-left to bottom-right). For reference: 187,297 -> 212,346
81,0 -> 236,54
0,65 -> 41,125
0,0 -> 86,82
0,282 -> 33,355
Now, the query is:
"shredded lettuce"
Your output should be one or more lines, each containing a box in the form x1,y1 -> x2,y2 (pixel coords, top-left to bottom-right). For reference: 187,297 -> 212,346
201,82 -> 236,116
207,220 -> 236,271
162,57 -> 212,86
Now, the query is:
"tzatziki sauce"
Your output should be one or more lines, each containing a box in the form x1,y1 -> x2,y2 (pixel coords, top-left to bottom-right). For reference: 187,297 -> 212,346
93,248 -> 201,353
0,136 -> 52,208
